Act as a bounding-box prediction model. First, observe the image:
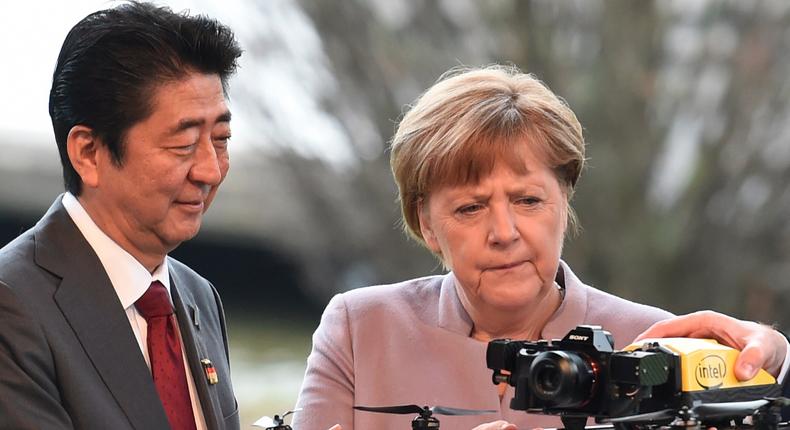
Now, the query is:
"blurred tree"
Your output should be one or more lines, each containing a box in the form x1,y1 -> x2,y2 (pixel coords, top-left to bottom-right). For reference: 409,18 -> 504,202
4,0 -> 790,328
289,0 -> 790,327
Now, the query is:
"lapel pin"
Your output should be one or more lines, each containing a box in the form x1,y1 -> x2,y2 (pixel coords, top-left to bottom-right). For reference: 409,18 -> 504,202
190,306 -> 200,329
201,358 -> 219,385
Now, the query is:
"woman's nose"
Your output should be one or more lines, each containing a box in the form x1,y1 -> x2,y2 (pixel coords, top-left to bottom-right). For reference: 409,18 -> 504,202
487,206 -> 519,247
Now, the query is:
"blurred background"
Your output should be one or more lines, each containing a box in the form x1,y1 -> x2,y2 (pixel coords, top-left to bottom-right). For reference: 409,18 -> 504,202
3,0 -> 790,425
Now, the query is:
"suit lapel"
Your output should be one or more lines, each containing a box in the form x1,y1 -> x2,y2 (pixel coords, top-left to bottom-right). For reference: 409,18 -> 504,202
171,268 -> 223,430
36,198 -> 170,430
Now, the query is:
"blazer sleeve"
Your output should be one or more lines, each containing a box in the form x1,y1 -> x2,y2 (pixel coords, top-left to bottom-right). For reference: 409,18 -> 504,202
779,331 -> 790,421
0,281 -> 74,429
292,293 -> 355,430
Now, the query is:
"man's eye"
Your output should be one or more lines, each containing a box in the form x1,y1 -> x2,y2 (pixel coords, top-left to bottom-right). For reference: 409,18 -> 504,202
213,135 -> 231,146
172,143 -> 197,152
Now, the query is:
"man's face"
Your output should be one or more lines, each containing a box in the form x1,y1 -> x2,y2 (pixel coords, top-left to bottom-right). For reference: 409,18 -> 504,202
91,72 -> 230,260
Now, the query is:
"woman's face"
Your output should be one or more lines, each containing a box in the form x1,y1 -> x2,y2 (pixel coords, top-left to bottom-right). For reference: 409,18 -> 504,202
418,146 -> 567,313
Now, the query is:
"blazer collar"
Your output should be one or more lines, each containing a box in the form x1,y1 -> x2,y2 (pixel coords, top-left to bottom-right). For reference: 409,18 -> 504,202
437,272 -> 475,336
540,260 -> 589,340
37,196 -> 171,429
170,265 -> 223,430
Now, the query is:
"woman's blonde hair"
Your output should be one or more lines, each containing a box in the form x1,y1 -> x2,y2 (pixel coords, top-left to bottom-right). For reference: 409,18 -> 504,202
390,65 -> 586,246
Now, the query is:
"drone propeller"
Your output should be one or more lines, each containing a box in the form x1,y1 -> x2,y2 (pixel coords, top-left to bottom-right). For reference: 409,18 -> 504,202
354,404 -> 496,417
691,399 -> 770,420
432,406 -> 498,416
355,405 -> 497,429
252,408 -> 302,429
607,408 -> 677,424
355,404 -> 425,415
606,398 -> 778,426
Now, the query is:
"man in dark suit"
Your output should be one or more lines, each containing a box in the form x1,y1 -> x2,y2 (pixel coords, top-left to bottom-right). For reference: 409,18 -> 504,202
0,2 -> 242,429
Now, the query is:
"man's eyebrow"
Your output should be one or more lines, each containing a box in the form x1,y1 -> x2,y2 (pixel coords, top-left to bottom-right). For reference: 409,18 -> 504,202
169,110 -> 232,134
217,111 -> 232,123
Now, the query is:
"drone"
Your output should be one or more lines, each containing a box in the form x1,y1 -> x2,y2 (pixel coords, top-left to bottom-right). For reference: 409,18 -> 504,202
353,404 -> 496,429
487,325 -> 790,430
252,409 -> 301,430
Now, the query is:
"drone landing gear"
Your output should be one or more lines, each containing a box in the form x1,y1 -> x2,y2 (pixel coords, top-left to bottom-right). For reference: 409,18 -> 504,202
561,416 -> 589,430
753,406 -> 782,430
612,422 -> 635,430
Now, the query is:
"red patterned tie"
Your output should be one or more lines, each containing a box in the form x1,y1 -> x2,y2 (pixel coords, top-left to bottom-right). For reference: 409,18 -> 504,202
135,281 -> 197,430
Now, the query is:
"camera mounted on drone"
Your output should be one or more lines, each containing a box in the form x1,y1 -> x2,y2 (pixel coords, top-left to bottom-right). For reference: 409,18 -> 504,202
487,325 -> 783,430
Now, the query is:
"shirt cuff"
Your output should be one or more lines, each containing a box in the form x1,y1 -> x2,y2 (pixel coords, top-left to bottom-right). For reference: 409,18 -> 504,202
776,335 -> 790,383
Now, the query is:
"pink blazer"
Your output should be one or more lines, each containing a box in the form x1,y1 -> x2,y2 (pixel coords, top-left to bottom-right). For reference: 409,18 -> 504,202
293,261 -> 673,429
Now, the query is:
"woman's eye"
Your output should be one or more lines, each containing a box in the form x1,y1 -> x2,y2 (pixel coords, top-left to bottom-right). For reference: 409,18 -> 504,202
457,204 -> 483,215
517,197 -> 541,206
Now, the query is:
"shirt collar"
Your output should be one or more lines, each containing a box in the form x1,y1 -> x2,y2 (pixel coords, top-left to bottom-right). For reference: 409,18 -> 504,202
62,192 -> 171,309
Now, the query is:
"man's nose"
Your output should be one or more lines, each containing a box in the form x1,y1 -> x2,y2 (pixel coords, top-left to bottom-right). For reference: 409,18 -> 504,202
487,205 -> 519,247
189,139 -> 223,186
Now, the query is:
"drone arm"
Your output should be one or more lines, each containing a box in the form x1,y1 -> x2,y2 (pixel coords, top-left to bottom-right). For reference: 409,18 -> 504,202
292,294 -> 356,430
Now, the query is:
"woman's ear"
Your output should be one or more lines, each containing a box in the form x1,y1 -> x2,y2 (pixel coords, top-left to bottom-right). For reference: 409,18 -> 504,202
66,125 -> 100,189
417,199 -> 441,254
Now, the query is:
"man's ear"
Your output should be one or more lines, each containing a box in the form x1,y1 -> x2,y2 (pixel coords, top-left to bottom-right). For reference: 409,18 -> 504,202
417,199 -> 441,254
66,125 -> 101,189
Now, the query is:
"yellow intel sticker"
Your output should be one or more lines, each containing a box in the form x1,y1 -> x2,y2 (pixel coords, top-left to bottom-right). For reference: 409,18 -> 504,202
626,337 -> 776,392
695,355 -> 727,389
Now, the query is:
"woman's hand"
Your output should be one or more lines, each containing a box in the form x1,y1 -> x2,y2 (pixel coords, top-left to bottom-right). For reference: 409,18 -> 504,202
472,420 -> 517,430
635,310 -> 787,379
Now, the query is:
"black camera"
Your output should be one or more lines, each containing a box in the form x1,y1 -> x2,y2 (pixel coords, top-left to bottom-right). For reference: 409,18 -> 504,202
487,325 -> 679,429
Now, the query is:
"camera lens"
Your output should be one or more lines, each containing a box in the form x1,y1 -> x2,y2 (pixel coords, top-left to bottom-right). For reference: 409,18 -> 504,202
528,351 -> 596,408
535,362 -> 562,392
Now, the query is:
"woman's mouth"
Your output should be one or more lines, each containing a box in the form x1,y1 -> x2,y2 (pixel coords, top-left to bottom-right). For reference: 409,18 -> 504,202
176,199 -> 204,212
487,260 -> 528,271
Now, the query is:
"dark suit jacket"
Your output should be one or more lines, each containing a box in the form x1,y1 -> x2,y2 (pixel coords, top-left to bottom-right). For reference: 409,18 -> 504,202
0,197 -> 239,430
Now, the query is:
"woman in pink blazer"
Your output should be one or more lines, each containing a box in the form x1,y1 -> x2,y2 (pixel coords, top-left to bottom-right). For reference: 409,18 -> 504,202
292,65 -> 783,429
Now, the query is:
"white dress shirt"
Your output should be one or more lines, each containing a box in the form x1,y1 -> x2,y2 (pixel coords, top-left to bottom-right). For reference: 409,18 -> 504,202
778,338 -> 790,382
63,192 -> 207,430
